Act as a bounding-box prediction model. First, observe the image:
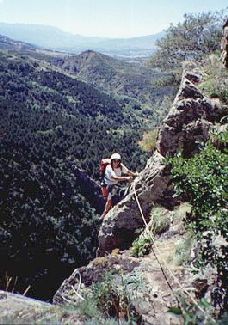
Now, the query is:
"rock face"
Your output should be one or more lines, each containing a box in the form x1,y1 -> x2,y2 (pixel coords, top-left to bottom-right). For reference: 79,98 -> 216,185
221,22 -> 228,68
53,235 -> 187,325
157,70 -> 223,157
53,254 -> 140,305
98,66 -> 224,256
98,152 -> 172,256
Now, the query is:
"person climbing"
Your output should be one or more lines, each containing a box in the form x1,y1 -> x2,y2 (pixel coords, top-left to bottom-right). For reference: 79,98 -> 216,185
100,152 -> 138,219
221,18 -> 228,68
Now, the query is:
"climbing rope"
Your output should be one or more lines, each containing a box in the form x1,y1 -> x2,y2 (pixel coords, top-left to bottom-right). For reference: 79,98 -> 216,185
133,181 -> 204,312
133,183 -> 176,296
59,270 -> 85,304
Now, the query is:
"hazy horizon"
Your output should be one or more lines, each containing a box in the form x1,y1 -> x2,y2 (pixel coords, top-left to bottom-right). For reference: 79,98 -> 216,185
0,21 -> 164,40
0,0 -> 227,38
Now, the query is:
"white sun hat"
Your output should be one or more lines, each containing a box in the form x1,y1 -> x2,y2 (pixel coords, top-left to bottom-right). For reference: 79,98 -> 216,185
111,153 -> 121,160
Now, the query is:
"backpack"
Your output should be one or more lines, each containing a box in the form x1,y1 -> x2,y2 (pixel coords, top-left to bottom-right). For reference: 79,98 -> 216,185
99,159 -> 111,187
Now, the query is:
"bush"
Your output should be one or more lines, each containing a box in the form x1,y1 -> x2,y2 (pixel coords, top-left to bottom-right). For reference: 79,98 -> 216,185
169,132 -> 228,313
130,235 -> 153,257
78,272 -> 143,324
150,10 -> 227,69
150,207 -> 171,235
199,55 -> 228,104
130,207 -> 172,257
138,129 -> 158,153
174,236 -> 192,266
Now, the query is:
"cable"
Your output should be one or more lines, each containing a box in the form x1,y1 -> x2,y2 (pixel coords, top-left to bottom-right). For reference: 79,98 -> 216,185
133,182 -> 204,312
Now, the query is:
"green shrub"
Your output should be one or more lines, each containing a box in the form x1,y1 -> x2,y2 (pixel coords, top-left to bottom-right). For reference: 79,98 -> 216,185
174,236 -> 192,266
150,207 -> 171,235
130,207 -> 172,257
168,132 -> 228,313
76,297 -> 101,320
149,11 -> 226,69
199,55 -> 228,104
79,272 -> 143,324
138,129 -> 158,153
154,74 -> 180,87
170,295 -> 215,324
130,235 -> 153,257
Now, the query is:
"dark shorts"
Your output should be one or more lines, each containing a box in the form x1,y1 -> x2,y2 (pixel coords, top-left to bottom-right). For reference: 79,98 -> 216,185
107,184 -> 129,206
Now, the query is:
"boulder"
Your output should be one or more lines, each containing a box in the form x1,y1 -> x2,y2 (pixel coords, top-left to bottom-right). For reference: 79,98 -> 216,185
53,237 -> 187,325
53,254 -> 140,305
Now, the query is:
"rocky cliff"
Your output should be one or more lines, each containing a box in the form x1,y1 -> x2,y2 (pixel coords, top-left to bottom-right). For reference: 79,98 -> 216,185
97,63 -> 224,256
52,63 -> 226,324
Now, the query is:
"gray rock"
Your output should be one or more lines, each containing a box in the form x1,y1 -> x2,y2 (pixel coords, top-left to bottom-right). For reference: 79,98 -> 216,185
0,290 -> 85,324
185,72 -> 202,84
157,69 -> 224,157
53,255 -> 140,305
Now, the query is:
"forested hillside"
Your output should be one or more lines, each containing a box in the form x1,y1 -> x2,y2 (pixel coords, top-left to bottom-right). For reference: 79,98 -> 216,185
52,49 -> 178,127
0,50 -> 146,176
0,46 -> 150,299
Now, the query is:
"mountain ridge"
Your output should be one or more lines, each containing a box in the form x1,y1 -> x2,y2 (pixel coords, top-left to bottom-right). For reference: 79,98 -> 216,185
0,22 -> 165,57
52,49 -> 177,124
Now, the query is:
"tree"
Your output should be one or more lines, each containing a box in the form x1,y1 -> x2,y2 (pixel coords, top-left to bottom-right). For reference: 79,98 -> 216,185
150,10 -> 228,69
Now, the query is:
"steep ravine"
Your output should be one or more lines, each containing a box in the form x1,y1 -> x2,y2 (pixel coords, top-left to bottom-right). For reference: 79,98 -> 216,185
0,62 -> 226,324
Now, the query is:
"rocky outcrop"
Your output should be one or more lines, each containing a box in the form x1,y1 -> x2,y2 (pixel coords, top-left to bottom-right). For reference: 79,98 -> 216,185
53,254 -> 140,305
53,233 -> 188,325
53,63 -> 226,324
98,151 -> 173,256
0,290 -> 85,324
98,66 -> 225,255
157,70 -> 223,157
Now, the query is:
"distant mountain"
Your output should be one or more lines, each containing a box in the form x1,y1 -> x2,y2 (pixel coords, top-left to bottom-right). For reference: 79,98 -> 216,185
0,34 -> 177,127
0,33 -> 72,59
0,34 -> 36,52
0,23 -> 165,57
52,49 -> 177,117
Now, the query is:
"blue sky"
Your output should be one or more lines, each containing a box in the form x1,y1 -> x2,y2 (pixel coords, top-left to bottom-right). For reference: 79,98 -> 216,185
0,0 -> 227,37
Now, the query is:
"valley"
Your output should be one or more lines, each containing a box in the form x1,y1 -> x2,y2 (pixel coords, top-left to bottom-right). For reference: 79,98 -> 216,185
0,34 -> 177,300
